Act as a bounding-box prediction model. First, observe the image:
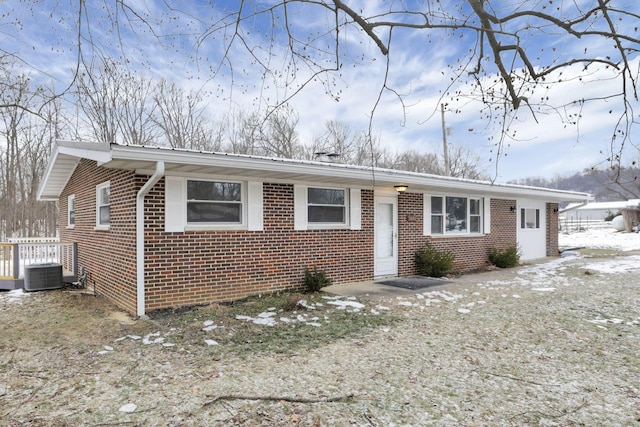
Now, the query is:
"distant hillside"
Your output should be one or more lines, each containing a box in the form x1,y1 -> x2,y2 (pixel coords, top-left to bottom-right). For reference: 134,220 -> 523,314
509,168 -> 640,202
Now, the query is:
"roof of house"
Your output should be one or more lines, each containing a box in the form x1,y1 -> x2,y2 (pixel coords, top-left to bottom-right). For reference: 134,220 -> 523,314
37,140 -> 593,203
563,200 -> 640,211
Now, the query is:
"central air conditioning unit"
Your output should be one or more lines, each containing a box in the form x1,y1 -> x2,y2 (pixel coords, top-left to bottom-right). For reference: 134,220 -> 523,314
24,263 -> 64,291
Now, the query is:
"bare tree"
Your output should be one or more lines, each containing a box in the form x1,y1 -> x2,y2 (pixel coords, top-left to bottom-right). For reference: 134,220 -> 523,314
384,149 -> 443,175
16,95 -> 62,237
222,109 -> 264,155
0,72 -> 34,238
0,64 -> 59,238
447,145 -> 489,180
309,120 -> 356,163
308,121 -> 384,166
75,58 -> 157,145
309,120 -> 354,161
2,2 -> 639,160
380,145 -> 487,179
196,1 -> 639,168
259,105 -> 303,158
152,80 -> 221,151
589,165 -> 640,200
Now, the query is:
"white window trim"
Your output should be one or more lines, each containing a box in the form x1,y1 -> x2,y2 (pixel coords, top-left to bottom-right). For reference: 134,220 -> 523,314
185,178 -> 245,229
520,207 -> 541,230
95,181 -> 110,231
67,194 -> 75,229
165,176 -> 263,232
307,186 -> 349,229
294,185 -> 361,231
424,194 -> 487,237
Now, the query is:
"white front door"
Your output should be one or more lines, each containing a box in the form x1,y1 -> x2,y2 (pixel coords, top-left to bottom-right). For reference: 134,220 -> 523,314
517,199 -> 547,260
374,195 -> 398,277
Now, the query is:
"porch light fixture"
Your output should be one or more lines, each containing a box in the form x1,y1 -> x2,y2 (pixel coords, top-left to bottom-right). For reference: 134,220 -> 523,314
510,206 -> 516,212
394,185 -> 409,193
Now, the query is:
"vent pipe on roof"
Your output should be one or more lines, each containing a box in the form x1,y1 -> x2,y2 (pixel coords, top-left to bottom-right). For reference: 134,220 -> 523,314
136,161 -> 165,317
314,152 -> 341,163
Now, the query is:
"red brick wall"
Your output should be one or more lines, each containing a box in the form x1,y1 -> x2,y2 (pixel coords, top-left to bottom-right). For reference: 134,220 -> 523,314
60,160 -> 550,315
60,160 -> 139,314
62,163 -> 376,313
142,182 -> 374,312
398,194 -> 517,275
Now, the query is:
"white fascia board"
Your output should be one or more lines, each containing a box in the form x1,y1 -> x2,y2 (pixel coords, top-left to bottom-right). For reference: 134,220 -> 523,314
111,144 -> 592,203
371,172 -> 592,203
58,145 -> 112,165
37,141 -> 113,200
37,145 -> 63,201
113,144 -> 376,182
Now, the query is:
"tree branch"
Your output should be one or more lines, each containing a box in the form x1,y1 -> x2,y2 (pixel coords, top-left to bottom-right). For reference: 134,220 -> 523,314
467,0 -> 525,109
202,393 -> 355,407
332,0 -> 388,55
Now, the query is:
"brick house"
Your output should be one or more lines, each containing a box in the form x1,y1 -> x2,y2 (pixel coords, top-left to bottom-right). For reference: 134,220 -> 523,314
38,141 -> 591,316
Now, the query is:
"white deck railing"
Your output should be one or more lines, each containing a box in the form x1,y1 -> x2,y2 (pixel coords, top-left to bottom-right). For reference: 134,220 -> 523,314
8,237 -> 60,244
0,243 -> 13,279
0,241 -> 76,280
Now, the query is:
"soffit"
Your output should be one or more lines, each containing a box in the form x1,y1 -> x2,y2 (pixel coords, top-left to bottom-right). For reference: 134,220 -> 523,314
107,146 -> 591,202
39,142 -> 593,203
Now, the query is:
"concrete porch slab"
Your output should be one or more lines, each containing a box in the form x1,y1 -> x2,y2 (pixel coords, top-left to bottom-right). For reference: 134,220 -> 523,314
322,278 -> 448,299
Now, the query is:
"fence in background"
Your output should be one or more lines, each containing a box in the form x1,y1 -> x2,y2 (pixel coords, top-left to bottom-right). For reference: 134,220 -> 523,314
0,240 -> 77,288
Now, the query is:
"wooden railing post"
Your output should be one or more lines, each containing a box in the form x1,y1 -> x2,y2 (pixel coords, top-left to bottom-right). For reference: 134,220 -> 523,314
12,243 -> 19,279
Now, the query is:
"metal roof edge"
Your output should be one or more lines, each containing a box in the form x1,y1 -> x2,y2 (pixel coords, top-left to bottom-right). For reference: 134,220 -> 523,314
41,142 -> 592,203
109,144 -> 591,202
37,144 -> 62,201
37,140 -> 113,200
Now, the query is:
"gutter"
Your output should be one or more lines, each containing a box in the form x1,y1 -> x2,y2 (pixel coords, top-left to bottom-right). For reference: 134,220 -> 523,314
114,144 -> 592,203
136,161 -> 165,317
558,201 -> 590,215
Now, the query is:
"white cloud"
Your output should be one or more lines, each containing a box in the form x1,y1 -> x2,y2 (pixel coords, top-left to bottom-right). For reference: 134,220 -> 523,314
2,0 -> 638,181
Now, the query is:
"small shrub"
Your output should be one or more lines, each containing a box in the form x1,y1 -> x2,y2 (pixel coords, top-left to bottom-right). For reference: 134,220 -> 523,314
489,246 -> 521,268
604,210 -> 620,222
304,266 -> 332,293
415,243 -> 455,278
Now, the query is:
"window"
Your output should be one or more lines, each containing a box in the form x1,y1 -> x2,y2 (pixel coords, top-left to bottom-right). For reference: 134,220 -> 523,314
96,182 -> 110,228
429,195 -> 483,235
430,196 -> 444,234
446,196 -> 467,233
307,187 -> 346,224
187,180 -> 242,224
67,194 -> 75,228
293,185 -> 360,231
165,177 -> 262,232
469,198 -> 481,233
521,208 -> 540,229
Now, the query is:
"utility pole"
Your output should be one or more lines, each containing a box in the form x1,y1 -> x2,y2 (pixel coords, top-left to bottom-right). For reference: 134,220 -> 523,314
441,104 -> 450,177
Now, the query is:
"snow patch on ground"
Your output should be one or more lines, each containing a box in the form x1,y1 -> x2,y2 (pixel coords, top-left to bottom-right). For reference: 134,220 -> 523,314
326,299 -> 365,310
0,288 -> 30,304
585,255 -> 640,274
560,227 -> 640,251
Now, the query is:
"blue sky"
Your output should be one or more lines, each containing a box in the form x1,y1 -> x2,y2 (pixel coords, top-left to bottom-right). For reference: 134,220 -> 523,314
2,0 -> 639,182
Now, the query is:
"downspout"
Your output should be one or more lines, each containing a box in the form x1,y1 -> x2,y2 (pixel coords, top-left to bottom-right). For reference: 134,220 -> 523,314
136,161 -> 165,317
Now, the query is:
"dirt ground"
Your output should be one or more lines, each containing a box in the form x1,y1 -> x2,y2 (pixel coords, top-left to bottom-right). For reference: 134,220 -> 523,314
2,250 -> 640,426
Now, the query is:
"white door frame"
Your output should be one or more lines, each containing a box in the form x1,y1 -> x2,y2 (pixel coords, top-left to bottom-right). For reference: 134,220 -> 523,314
516,199 -> 547,260
374,193 -> 398,277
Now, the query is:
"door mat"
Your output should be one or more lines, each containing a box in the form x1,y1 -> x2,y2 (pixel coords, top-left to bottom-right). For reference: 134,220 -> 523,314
376,276 -> 452,290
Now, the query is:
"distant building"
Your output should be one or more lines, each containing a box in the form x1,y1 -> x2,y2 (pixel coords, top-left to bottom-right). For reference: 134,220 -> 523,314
560,200 -> 640,222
